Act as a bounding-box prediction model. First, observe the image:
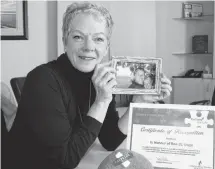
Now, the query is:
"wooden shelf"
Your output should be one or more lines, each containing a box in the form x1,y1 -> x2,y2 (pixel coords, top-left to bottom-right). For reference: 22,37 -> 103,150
172,52 -> 213,56
173,15 -> 214,22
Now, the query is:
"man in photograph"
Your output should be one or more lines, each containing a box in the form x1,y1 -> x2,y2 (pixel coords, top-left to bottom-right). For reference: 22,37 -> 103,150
129,67 -> 145,89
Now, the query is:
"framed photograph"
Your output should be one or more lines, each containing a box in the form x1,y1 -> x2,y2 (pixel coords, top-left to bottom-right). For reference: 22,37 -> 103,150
111,56 -> 162,95
183,3 -> 203,18
1,0 -> 28,40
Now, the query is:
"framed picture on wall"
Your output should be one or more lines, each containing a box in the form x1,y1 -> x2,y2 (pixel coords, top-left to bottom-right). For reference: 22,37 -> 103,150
111,56 -> 162,95
1,0 -> 28,40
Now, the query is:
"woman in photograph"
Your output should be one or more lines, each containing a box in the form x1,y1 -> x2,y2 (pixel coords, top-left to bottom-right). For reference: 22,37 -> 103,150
143,63 -> 156,89
10,2 -> 172,169
129,64 -> 155,89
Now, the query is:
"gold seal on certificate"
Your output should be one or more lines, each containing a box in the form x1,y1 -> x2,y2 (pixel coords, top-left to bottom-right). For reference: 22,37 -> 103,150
111,56 -> 162,95
127,103 -> 215,169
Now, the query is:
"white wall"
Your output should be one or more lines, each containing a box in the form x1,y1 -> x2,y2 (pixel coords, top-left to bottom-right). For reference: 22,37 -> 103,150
57,1 -> 156,59
156,1 -> 214,78
156,1 -> 214,104
1,1 -> 57,87
109,1 -> 156,58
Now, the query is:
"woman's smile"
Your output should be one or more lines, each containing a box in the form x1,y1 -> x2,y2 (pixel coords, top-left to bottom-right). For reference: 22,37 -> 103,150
78,55 -> 96,60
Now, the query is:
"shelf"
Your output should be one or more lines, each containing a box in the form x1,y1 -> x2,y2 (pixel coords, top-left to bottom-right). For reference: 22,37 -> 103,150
172,52 -> 213,56
173,15 -> 214,22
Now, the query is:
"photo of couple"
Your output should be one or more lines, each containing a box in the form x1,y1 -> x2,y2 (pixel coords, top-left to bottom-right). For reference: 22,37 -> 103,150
115,61 -> 156,90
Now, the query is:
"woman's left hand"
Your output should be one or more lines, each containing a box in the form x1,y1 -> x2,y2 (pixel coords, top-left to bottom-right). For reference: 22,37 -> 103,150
132,73 -> 172,103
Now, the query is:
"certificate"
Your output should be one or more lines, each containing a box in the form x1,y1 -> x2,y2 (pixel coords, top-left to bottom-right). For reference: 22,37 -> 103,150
127,103 -> 215,169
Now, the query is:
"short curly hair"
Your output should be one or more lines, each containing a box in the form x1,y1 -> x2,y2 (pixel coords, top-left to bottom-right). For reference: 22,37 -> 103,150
62,1 -> 114,46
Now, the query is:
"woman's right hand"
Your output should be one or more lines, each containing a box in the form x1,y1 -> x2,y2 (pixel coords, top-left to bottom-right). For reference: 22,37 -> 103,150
92,61 -> 117,104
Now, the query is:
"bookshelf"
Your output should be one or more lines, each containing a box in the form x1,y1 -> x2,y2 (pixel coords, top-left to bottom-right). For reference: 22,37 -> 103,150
172,52 -> 213,56
172,3 -> 214,60
173,14 -> 214,22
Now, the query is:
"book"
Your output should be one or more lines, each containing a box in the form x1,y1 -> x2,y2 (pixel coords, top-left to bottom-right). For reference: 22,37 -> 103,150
192,35 -> 208,54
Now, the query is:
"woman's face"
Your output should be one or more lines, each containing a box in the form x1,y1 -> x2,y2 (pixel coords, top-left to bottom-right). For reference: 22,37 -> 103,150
134,69 -> 145,85
65,13 -> 109,72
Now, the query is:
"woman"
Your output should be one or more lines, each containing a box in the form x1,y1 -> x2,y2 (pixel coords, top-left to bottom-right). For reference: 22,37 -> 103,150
10,2 -> 172,169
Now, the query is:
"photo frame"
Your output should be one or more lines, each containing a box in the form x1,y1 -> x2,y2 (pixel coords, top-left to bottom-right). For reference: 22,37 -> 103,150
111,56 -> 162,95
1,0 -> 28,40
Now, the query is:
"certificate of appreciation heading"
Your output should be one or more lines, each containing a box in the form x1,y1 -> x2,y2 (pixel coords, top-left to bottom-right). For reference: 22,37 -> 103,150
127,103 -> 214,169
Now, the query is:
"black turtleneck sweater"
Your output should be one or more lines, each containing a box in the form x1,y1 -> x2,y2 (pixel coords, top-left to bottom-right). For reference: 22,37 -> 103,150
10,53 -> 126,169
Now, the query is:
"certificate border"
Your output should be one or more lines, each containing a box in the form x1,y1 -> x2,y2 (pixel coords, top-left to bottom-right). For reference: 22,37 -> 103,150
127,103 -> 215,169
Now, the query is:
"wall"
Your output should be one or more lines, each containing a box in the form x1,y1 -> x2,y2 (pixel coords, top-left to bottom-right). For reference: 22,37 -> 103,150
109,1 -> 156,58
156,1 -> 214,103
57,1 -> 156,59
156,1 -> 214,78
1,1 -> 57,87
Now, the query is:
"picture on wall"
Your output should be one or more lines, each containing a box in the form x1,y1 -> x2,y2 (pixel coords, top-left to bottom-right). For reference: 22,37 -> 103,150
1,0 -> 28,40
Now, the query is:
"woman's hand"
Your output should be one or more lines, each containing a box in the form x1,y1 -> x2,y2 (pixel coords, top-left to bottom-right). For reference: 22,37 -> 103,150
88,62 -> 117,123
132,73 -> 172,103
92,61 -> 117,104
119,73 -> 172,135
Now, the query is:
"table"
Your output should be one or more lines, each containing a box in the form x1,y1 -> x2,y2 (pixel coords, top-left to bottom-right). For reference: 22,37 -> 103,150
172,77 -> 215,104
